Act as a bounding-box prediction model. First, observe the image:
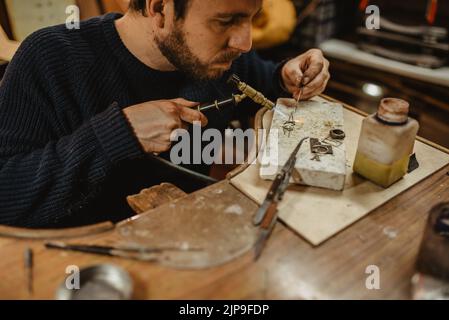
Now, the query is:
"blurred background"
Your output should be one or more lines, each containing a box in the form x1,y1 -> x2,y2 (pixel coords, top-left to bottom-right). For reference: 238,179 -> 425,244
1,0 -> 448,148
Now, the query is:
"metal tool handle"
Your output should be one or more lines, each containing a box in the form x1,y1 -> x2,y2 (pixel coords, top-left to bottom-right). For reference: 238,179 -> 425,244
260,202 -> 278,229
228,74 -> 275,110
197,94 -> 247,112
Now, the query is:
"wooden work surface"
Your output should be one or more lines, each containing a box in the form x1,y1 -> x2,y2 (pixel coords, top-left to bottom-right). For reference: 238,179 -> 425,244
1,102 -> 449,300
1,168 -> 449,300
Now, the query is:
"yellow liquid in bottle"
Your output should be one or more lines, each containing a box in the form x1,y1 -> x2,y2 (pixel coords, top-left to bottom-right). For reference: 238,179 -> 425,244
353,152 -> 410,188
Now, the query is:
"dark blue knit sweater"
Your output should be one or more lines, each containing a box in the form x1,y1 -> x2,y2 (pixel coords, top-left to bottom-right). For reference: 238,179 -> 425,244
0,13 -> 285,228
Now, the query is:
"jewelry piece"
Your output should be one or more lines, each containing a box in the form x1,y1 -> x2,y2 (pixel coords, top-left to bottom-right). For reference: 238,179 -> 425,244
321,129 -> 346,147
310,138 -> 333,162
282,112 -> 296,137
330,129 -> 346,140
281,86 -> 303,137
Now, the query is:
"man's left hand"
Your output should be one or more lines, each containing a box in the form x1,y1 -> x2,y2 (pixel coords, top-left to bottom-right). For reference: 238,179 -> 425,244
281,49 -> 330,101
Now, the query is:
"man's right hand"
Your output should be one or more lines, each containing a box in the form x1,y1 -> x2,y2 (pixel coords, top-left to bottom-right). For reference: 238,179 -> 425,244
123,98 -> 208,154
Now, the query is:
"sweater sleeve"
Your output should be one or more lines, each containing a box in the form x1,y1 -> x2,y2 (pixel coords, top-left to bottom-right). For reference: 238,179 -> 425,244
0,33 -> 144,227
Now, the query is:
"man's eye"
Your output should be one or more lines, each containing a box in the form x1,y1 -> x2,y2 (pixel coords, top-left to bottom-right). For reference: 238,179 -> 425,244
217,18 -> 235,27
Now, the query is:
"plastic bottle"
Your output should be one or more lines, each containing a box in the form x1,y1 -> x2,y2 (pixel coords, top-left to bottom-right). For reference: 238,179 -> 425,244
353,98 -> 419,188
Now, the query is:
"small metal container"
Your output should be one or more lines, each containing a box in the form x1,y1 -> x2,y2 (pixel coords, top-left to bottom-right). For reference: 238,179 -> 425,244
55,264 -> 133,300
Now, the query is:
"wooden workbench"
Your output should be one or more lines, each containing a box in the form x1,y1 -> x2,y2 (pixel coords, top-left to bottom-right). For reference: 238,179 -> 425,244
1,99 -> 448,300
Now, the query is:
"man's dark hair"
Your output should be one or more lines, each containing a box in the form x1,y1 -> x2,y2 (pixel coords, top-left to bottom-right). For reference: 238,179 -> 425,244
129,0 -> 190,19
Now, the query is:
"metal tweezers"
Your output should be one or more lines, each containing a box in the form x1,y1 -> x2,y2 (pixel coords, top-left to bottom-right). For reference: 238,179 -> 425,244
253,137 -> 309,261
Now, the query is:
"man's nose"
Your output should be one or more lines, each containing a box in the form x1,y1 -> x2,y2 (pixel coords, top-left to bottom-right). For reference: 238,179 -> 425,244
228,24 -> 252,54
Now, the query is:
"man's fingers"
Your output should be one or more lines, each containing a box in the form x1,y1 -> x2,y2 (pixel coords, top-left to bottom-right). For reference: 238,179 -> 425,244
148,141 -> 172,153
302,62 -> 323,86
172,98 -> 200,108
301,82 -> 327,100
302,72 -> 330,99
301,56 -> 330,98
303,69 -> 328,94
292,69 -> 304,87
178,106 -> 208,127
293,88 -> 303,101
302,51 -> 326,85
283,62 -> 303,87
169,98 -> 207,126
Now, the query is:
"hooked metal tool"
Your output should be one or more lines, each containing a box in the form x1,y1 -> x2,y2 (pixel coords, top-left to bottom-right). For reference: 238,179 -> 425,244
296,84 -> 303,105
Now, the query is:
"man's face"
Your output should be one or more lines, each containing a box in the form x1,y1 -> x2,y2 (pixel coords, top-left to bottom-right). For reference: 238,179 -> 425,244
155,0 -> 262,81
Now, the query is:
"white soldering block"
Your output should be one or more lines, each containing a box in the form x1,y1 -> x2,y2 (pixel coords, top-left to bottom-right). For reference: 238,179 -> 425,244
260,98 -> 347,191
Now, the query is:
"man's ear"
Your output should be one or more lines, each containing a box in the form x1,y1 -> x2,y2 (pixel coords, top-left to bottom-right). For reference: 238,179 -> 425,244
147,0 -> 166,28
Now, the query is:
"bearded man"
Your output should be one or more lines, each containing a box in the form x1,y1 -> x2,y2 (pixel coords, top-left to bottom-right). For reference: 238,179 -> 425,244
0,0 -> 330,227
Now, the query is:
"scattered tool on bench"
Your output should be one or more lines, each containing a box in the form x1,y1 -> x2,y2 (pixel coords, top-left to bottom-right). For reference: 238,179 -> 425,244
253,137 -> 309,261
45,242 -> 203,262
24,247 -> 33,295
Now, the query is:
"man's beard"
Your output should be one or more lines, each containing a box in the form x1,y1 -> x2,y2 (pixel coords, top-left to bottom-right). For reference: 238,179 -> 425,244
155,25 -> 240,81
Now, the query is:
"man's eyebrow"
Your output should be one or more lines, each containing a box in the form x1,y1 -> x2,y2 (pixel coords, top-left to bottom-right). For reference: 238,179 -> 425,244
214,7 -> 263,19
214,12 -> 250,19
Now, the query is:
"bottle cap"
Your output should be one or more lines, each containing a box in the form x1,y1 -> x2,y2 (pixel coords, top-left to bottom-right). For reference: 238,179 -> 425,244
377,98 -> 409,124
